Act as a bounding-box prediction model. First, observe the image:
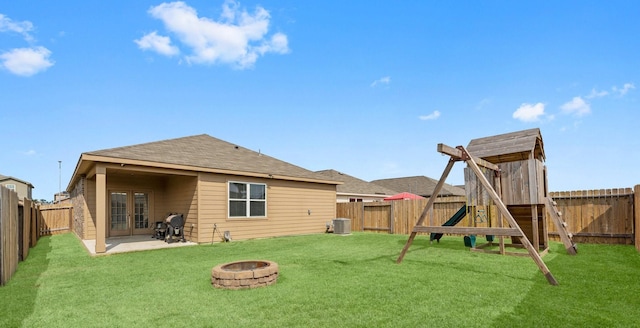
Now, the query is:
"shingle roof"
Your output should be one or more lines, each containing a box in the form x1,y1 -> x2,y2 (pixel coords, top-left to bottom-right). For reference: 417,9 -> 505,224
466,128 -> 545,163
315,170 -> 397,196
370,176 -> 465,197
85,134 -> 334,182
0,174 -> 34,187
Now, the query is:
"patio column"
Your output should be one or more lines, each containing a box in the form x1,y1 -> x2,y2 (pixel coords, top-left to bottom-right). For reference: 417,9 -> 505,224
95,165 -> 106,253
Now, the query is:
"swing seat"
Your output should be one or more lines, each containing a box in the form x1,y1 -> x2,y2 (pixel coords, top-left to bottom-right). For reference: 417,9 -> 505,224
464,235 -> 476,248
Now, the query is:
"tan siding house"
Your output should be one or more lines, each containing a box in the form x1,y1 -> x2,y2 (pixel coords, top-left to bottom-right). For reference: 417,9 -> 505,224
0,174 -> 34,200
67,134 -> 340,254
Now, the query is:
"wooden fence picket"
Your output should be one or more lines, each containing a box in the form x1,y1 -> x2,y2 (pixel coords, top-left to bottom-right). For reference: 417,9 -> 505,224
339,187 -> 638,245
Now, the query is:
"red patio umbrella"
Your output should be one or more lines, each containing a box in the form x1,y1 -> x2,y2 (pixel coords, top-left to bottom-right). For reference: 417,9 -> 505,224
383,192 -> 426,201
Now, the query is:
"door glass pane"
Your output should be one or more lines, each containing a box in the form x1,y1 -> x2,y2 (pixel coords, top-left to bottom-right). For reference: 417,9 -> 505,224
111,192 -> 128,230
134,192 -> 149,229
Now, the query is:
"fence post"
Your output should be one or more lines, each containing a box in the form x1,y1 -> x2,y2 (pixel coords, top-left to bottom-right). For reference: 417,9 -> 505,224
635,185 -> 640,252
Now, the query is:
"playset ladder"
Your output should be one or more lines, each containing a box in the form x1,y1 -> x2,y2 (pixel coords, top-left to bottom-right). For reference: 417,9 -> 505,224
545,197 -> 578,255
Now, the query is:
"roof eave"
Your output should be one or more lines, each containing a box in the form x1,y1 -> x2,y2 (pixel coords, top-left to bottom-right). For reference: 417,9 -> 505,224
67,153 -> 341,189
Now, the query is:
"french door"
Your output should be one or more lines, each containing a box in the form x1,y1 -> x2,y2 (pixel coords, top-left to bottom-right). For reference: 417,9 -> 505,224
109,191 -> 152,236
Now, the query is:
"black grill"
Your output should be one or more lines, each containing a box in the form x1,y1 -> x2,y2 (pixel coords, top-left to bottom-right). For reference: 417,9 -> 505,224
164,214 -> 186,243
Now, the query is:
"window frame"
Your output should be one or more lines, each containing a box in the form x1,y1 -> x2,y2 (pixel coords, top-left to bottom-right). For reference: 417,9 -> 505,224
5,184 -> 16,190
228,181 -> 267,219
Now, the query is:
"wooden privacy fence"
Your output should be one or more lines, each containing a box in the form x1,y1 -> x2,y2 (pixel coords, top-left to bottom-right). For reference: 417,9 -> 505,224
0,188 -> 72,286
338,196 -> 468,235
39,203 -> 73,236
0,187 -> 41,285
549,188 -> 634,245
0,186 -> 19,286
337,186 -> 639,246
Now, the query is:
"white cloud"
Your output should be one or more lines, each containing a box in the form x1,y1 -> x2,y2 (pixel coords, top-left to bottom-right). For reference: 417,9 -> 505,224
584,83 -> 635,99
22,150 -> 37,156
0,46 -> 54,76
475,98 -> 491,110
371,76 -> 390,87
513,103 -> 545,122
586,88 -> 609,99
419,110 -> 441,121
560,96 -> 590,116
0,13 -> 34,42
613,83 -> 635,96
0,14 -> 53,76
135,31 -> 179,56
141,1 -> 289,68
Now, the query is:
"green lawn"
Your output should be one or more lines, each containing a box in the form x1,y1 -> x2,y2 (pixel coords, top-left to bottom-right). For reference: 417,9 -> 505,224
1,232 -> 639,327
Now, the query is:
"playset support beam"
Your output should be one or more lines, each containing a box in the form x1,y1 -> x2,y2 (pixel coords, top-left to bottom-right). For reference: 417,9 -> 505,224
396,157 -> 456,264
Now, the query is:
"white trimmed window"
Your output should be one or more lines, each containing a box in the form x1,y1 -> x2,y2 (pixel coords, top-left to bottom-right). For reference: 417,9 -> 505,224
5,184 -> 16,190
228,182 -> 266,218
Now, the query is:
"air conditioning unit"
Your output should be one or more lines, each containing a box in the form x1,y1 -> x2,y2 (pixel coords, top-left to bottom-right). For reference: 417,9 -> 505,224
333,218 -> 351,235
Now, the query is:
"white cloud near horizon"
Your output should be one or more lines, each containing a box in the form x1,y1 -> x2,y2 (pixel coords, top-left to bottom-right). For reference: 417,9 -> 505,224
0,46 -> 54,76
0,13 -> 34,42
419,110 -> 441,121
135,31 -> 180,56
137,1 -> 289,68
560,96 -> 590,116
613,82 -> 635,96
371,76 -> 390,87
513,103 -> 545,122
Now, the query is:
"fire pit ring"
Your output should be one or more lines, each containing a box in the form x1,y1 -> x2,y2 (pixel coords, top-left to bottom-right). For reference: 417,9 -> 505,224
211,260 -> 278,290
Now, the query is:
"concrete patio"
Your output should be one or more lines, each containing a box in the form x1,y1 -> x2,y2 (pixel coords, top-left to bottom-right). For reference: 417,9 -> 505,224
82,235 -> 197,255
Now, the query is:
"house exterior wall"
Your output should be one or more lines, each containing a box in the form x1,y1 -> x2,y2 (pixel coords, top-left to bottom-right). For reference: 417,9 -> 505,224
70,176 -> 86,239
163,175 -> 198,241
196,173 -> 336,243
0,179 -> 32,200
71,168 -> 336,243
84,178 -> 97,240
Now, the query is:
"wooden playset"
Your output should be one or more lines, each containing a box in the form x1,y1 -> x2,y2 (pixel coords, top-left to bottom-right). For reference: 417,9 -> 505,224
397,129 -> 576,285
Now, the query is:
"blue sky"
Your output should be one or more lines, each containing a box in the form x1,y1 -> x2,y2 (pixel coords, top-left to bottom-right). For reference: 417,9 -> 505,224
1,0 -> 638,201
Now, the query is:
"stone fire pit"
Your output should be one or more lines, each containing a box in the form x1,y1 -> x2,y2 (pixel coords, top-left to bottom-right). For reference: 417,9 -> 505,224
211,260 -> 278,290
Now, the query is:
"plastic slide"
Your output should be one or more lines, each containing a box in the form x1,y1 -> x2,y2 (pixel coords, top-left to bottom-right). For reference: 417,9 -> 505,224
430,205 -> 468,242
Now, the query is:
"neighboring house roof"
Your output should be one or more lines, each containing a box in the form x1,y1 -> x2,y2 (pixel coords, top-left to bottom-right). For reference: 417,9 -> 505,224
315,170 -> 397,196
71,134 -> 339,186
0,174 -> 34,187
371,176 -> 465,197
466,128 -> 545,163
384,192 -> 425,201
